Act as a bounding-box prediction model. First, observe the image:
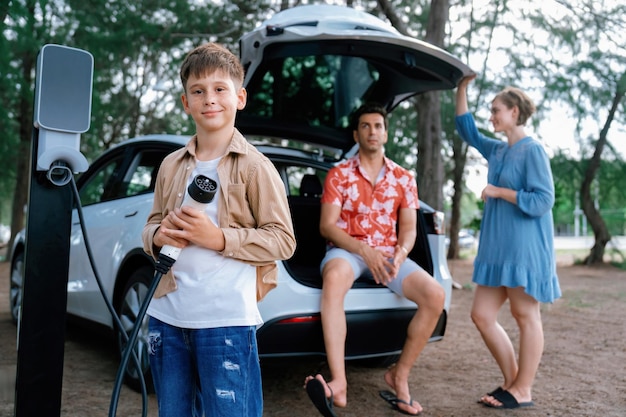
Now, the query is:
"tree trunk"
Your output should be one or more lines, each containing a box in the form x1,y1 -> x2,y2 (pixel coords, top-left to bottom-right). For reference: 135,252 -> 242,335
9,47 -> 36,252
581,73 -> 625,264
376,0 -> 448,209
447,0 -> 500,259
415,94 -> 444,209
416,0 -> 448,210
10,141 -> 30,252
417,0 -> 450,210
446,138 -> 468,259
376,0 -> 408,33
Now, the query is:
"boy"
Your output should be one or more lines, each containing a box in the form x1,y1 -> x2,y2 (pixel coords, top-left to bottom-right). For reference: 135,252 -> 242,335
142,42 -> 296,417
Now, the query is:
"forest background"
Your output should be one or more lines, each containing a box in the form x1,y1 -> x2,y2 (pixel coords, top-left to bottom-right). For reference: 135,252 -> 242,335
1,0 -> 625,264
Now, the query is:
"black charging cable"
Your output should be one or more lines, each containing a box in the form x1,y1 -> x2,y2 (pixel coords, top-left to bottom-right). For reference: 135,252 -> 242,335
108,257 -> 167,417
67,169 -> 217,416
69,173 -> 216,416
68,176 -> 150,417
106,174 -> 217,417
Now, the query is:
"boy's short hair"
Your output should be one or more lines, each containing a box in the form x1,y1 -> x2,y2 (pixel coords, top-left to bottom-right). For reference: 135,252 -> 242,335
351,103 -> 388,131
179,42 -> 244,91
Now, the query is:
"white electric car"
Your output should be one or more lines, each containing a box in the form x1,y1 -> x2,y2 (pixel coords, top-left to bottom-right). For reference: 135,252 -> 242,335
9,4 -> 471,391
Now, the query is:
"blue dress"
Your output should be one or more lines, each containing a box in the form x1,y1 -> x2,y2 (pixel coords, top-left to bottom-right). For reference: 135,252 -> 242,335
455,113 -> 561,303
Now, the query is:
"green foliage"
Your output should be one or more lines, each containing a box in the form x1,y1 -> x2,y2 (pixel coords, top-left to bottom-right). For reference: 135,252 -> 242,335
551,151 -> 583,233
551,150 -> 626,236
385,102 -> 419,171
64,0 -> 248,158
1,0 -> 625,237
448,0 -> 625,247
467,198 -> 483,231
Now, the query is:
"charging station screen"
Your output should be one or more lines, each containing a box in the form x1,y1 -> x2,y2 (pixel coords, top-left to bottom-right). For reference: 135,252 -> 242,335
35,44 -> 93,133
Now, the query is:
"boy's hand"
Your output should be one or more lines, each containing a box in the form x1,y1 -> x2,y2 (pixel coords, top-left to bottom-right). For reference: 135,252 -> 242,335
154,215 -> 189,249
169,206 -> 226,252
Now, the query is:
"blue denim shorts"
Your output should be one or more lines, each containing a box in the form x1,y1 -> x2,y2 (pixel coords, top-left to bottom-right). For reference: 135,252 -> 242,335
320,247 -> 424,297
148,318 -> 262,417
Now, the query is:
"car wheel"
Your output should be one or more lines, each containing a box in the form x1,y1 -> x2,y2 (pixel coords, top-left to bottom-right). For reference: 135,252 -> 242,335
10,251 -> 24,325
115,265 -> 155,393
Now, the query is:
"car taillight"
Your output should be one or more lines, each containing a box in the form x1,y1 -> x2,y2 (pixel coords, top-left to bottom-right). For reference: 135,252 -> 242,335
277,315 -> 321,324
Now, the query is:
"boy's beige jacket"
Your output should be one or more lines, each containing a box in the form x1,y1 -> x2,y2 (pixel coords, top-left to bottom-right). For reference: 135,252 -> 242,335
142,129 -> 296,301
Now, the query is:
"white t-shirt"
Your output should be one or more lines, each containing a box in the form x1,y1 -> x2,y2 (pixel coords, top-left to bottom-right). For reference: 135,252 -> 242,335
147,157 -> 262,329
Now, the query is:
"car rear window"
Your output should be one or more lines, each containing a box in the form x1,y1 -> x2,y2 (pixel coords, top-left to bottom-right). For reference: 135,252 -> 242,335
245,52 -> 376,132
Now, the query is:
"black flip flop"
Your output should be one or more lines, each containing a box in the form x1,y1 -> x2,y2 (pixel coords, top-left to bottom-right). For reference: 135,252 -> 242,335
482,389 -> 534,409
306,378 -> 337,417
379,390 -> 421,415
477,386 -> 504,404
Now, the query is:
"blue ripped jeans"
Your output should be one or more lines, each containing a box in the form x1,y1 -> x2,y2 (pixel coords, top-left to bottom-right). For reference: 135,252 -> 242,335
148,317 -> 262,417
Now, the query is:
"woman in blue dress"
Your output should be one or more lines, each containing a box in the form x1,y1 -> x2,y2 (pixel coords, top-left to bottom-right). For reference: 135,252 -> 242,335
455,74 -> 561,409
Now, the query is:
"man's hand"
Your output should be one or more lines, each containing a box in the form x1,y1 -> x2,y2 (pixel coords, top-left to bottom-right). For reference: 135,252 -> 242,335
392,245 -> 409,270
360,244 -> 396,285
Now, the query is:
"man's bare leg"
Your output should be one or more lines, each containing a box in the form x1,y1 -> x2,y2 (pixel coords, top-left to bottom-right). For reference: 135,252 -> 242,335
304,259 -> 354,407
383,270 -> 445,415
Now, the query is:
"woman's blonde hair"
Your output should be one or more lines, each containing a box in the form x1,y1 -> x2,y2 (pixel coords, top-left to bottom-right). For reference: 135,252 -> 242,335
493,87 -> 536,126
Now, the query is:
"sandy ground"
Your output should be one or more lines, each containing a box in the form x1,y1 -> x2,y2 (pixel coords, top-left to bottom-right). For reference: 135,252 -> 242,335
1,253 -> 625,416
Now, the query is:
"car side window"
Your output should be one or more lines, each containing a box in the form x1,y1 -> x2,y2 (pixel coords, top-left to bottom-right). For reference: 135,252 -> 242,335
79,157 -> 123,207
78,150 -> 169,206
123,150 -> 167,197
285,166 -> 326,198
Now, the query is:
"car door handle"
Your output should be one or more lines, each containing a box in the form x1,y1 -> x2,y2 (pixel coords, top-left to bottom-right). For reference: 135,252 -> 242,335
124,211 -> 138,218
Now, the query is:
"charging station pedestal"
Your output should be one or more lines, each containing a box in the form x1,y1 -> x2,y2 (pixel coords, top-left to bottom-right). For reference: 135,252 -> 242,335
14,44 -> 93,417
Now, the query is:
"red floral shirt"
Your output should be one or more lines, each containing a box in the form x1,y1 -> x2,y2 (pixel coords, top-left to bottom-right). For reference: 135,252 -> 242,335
321,154 -> 419,253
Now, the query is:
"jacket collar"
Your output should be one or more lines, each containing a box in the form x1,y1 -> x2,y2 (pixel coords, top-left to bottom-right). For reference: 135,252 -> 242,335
184,128 -> 249,158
